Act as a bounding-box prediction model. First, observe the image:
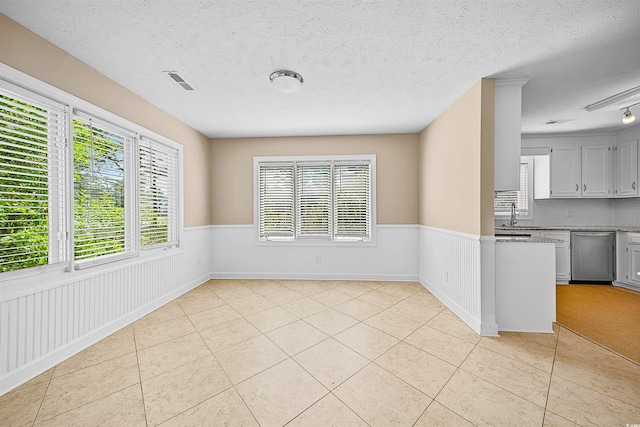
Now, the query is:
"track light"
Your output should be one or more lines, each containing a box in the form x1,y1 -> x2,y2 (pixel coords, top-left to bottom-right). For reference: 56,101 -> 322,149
622,108 -> 636,125
585,85 -> 640,111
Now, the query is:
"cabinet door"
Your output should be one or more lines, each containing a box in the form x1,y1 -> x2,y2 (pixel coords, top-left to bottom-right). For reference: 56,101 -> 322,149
551,147 -> 581,197
616,140 -> 638,197
540,231 -> 571,282
582,145 -> 612,197
629,245 -> 640,286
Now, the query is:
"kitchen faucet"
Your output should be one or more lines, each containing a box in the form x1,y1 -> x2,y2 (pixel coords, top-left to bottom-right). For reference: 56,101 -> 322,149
510,202 -> 518,227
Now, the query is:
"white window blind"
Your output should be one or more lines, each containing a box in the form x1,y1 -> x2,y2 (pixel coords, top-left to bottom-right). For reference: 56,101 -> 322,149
0,85 -> 67,273
73,115 -> 134,262
139,137 -> 179,248
259,163 -> 295,239
494,162 -> 529,213
334,161 -> 371,239
256,156 -> 374,243
296,162 -> 331,238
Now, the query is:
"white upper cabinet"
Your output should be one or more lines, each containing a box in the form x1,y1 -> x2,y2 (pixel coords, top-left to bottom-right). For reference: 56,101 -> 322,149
581,145 -> 613,197
530,134 -> 638,199
615,139 -> 639,197
494,79 -> 528,192
550,146 -> 581,197
540,143 -> 621,199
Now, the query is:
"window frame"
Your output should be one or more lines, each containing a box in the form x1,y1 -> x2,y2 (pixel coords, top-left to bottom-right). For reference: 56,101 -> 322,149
0,63 -> 183,283
0,80 -> 68,278
139,136 -> 180,251
253,154 -> 377,247
494,156 -> 534,221
72,111 -> 138,269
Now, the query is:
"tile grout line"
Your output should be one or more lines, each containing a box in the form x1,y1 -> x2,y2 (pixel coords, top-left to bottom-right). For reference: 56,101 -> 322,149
131,327 -> 149,427
207,281 -> 417,425
25,279 -> 639,426
144,297 -> 246,426
541,324 -> 561,427
294,284 -> 451,426
29,367 -> 54,426
28,328 -> 141,426
552,326 -> 640,412
151,282 -> 640,425
424,333 -> 484,427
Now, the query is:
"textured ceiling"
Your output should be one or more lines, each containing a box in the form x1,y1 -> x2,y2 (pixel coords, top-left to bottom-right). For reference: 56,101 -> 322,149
1,1 -> 639,138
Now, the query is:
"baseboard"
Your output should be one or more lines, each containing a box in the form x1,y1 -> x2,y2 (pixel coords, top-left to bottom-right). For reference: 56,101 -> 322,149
613,281 -> 640,293
418,276 -> 483,334
210,272 -> 419,282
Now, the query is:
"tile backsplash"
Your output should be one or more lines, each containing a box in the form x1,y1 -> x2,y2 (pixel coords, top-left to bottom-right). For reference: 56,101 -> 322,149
613,198 -> 640,226
496,197 -> 638,227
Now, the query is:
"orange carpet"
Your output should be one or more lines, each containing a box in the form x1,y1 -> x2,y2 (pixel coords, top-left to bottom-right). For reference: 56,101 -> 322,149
556,284 -> 640,363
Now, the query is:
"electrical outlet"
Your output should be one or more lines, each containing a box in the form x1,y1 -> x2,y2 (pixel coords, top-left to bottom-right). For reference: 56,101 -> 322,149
315,255 -> 321,264
443,271 -> 449,281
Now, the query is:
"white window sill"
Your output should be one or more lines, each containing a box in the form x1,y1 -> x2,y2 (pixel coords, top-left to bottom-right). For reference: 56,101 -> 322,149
254,237 -> 376,248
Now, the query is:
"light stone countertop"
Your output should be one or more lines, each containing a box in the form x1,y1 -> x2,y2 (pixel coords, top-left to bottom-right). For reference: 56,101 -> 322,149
495,236 -> 563,244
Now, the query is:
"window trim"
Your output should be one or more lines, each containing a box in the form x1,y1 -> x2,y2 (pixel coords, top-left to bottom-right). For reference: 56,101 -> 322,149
494,156 -> 534,221
253,155 -> 377,247
139,136 -> 180,251
0,80 -> 68,278
0,62 -> 184,282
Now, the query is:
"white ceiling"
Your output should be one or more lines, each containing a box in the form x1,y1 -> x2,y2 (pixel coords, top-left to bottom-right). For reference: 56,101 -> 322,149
1,1 -> 639,138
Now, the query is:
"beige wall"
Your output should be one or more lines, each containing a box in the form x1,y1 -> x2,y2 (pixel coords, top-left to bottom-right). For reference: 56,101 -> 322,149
1,14 -> 498,232
0,14 -> 211,227
210,134 -> 420,225
419,79 -> 494,236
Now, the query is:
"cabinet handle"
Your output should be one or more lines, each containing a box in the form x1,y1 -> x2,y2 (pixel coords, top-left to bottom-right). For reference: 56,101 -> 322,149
583,184 -> 586,192
633,181 -> 637,190
575,184 -> 579,192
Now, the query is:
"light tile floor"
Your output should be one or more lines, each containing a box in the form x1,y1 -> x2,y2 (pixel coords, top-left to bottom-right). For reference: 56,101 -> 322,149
2,279 -> 640,426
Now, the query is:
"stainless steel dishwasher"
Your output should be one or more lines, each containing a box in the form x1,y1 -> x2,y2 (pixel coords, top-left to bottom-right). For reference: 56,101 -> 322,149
570,231 -> 615,282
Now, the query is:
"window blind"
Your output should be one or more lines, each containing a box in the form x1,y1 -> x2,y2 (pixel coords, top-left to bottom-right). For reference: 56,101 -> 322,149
334,161 -> 371,239
259,162 -> 295,239
0,86 -> 67,273
296,162 -> 331,238
139,137 -> 179,248
73,116 -> 133,261
494,163 -> 528,212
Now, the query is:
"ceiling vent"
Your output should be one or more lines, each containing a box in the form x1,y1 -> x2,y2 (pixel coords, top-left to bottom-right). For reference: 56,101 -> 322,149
165,72 -> 194,90
545,119 -> 573,125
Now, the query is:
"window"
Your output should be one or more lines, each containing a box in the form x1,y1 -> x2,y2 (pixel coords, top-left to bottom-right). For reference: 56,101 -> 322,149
139,137 -> 179,248
1,74 -> 182,278
334,161 -> 371,239
0,83 -> 67,273
256,155 -> 375,243
73,114 -> 135,263
296,162 -> 331,238
258,163 -> 295,239
494,157 -> 533,219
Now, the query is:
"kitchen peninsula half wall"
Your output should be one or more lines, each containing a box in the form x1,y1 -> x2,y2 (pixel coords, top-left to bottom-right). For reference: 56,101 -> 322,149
495,236 -> 557,333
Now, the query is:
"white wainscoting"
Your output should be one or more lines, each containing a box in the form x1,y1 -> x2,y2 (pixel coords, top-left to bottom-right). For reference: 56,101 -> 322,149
210,225 -> 419,282
418,225 -> 498,336
2,223 -> 503,394
0,226 -> 212,395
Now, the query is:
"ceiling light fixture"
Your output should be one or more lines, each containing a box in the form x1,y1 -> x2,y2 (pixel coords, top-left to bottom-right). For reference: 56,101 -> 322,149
584,84 -> 640,111
622,107 -> 636,124
269,70 -> 303,94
